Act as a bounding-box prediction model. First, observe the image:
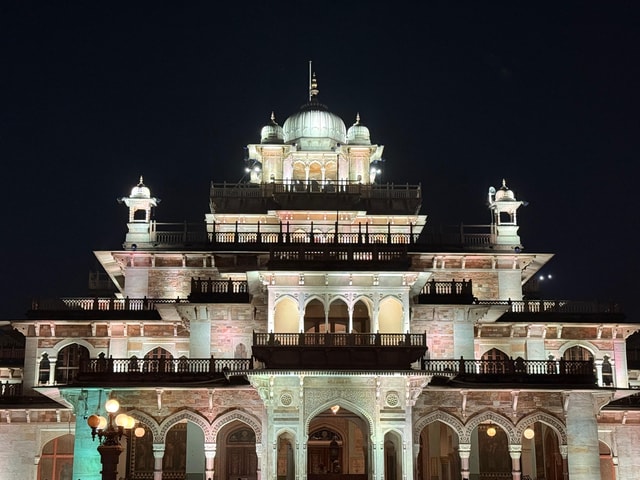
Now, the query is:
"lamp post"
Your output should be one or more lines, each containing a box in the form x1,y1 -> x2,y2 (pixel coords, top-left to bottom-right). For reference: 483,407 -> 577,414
87,398 -> 144,480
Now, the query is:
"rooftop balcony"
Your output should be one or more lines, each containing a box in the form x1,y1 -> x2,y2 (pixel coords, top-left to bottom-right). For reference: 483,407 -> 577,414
209,180 -> 422,215
478,299 -> 625,323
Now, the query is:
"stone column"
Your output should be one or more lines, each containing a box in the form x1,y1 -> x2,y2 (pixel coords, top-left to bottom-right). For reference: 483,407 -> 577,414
566,393 -> 600,480
204,443 -> 216,480
508,445 -> 522,480
458,443 -> 471,480
594,359 -> 603,387
152,443 -> 165,480
48,358 -> 57,385
255,443 -> 263,480
412,442 -> 420,480
560,445 -> 568,480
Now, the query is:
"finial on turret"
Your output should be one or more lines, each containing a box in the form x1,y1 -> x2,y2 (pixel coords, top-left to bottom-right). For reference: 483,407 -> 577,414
138,175 -> 144,185
502,178 -> 507,188
354,113 -> 361,125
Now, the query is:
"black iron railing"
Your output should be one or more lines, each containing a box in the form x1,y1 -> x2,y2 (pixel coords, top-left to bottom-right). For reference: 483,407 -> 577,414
253,332 -> 426,347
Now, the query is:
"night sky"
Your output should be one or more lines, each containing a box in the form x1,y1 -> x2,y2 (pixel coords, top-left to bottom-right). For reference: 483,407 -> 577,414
1,3 -> 638,321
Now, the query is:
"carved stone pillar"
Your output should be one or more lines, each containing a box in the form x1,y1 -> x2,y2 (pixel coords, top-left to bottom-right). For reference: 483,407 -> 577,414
508,444 -> 522,480
152,443 -> 165,480
204,443 -> 216,480
48,359 -> 57,385
566,393 -> 600,480
560,445 -> 568,480
458,443 -> 471,480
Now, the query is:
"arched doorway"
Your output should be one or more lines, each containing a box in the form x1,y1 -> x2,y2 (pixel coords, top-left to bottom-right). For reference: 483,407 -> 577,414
470,424 -> 510,478
277,432 -> 295,480
307,405 -> 369,479
384,432 -> 402,480
215,421 -> 258,480
37,434 -> 74,480
275,297 -> 299,333
480,348 -> 510,374
416,421 -> 460,480
520,422 -> 563,480
378,297 -> 402,333
56,344 -> 90,384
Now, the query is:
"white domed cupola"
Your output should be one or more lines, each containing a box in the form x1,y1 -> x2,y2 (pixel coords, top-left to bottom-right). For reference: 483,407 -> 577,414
130,176 -> 151,198
494,178 -> 516,201
282,73 -> 347,150
346,113 -> 371,145
260,112 -> 284,144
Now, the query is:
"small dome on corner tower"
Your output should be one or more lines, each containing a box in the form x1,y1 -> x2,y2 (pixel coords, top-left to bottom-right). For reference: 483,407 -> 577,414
260,112 -> 284,144
131,176 -> 151,199
494,179 -> 516,201
346,113 -> 371,145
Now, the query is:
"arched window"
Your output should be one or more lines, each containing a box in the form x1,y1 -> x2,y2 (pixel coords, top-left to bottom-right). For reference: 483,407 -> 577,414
37,434 -> 74,480
563,345 -> 593,362
144,347 -> 173,372
56,344 -> 90,384
481,348 -> 510,374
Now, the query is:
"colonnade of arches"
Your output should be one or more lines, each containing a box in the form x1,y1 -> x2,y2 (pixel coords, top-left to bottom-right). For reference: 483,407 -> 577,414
272,294 -> 406,334
35,406 -> 622,480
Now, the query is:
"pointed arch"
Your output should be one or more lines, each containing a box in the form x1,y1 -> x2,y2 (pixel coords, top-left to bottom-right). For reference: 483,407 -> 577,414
559,341 -> 598,358
48,338 -> 101,357
413,410 -> 464,444
304,398 -> 374,440
211,409 -> 263,444
515,411 -> 566,445
158,409 -> 211,443
127,409 -> 163,443
462,410 -> 516,444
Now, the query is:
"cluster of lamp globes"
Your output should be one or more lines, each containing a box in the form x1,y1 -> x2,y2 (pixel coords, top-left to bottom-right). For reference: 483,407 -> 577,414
87,398 -> 145,444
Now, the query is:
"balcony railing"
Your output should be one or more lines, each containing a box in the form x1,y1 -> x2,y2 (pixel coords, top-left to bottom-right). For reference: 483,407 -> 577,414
188,278 -> 250,303
478,299 -> 623,314
418,279 -> 475,304
76,356 -> 253,384
252,332 -> 427,370
423,357 -> 596,386
27,297 -> 185,320
0,382 -> 23,398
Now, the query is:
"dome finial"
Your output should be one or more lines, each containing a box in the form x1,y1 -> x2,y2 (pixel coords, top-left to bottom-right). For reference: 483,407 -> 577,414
502,178 -> 507,188
309,72 -> 319,100
355,113 -> 361,125
139,175 -> 144,186
271,111 -> 276,122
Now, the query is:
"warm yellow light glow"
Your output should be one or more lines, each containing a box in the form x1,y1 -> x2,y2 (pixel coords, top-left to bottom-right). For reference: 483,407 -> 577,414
124,415 -> 136,429
134,426 -> 146,438
115,413 -> 128,427
330,405 -> 340,414
486,426 -> 497,437
87,414 -> 101,428
105,399 -> 120,413
97,415 -> 108,430
523,427 -> 535,439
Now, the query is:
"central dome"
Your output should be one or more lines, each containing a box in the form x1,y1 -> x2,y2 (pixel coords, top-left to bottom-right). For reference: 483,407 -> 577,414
282,74 -> 346,150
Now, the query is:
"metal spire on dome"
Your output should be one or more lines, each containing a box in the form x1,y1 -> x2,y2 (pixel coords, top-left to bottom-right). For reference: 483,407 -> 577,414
270,111 -> 278,124
354,113 -> 361,125
138,175 -> 144,186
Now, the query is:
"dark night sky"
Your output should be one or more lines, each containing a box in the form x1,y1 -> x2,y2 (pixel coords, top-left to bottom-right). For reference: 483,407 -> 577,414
1,2 -> 638,320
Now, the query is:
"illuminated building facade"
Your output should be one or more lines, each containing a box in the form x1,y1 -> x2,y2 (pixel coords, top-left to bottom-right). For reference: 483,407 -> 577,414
2,74 -> 640,480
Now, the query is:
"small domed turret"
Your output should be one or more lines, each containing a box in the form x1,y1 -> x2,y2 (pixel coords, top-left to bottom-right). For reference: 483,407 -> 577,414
494,179 -> 516,201
131,176 -> 151,198
260,112 -> 284,144
346,113 -> 371,145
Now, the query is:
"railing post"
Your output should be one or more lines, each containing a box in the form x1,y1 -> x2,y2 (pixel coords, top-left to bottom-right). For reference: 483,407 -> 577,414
459,356 -> 465,374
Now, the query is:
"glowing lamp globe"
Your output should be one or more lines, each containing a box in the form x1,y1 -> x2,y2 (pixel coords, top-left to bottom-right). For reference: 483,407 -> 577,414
105,399 -> 120,413
486,426 -> 497,437
87,414 -> 101,429
134,426 -> 146,438
523,428 -> 535,439
124,415 -> 136,429
97,416 -> 108,430
115,413 -> 128,427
